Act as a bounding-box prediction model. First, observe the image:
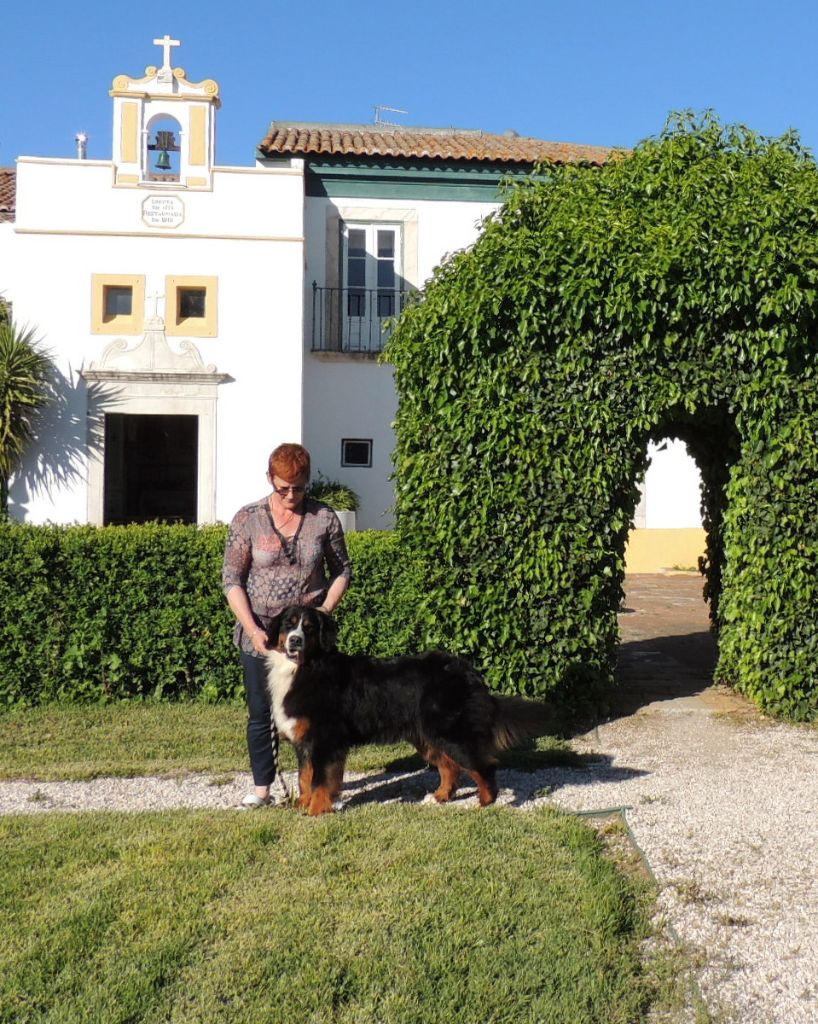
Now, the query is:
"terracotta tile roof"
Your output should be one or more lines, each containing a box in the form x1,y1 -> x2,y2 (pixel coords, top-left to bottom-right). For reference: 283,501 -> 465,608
0,167 -> 15,222
258,123 -> 613,166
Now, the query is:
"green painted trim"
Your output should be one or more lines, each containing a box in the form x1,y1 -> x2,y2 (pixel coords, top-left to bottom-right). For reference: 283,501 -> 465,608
307,177 -> 505,201
302,157 -> 537,202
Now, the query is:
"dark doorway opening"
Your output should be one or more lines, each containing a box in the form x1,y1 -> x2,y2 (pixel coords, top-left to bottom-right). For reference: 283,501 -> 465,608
103,413 -> 198,525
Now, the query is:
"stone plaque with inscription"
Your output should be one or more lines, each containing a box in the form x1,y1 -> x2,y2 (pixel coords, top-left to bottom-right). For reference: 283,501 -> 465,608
142,195 -> 185,229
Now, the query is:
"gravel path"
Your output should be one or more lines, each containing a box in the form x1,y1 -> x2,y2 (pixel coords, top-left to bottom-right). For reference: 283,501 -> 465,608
559,699 -> 818,1024
2,575 -> 816,1024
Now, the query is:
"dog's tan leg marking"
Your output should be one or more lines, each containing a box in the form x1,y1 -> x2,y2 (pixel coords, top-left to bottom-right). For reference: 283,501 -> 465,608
298,761 -> 314,809
467,769 -> 498,807
292,718 -> 311,743
431,752 -> 462,803
307,786 -> 334,816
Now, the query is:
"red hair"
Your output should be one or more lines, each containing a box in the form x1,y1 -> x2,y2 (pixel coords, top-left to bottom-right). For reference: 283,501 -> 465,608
268,443 -> 311,482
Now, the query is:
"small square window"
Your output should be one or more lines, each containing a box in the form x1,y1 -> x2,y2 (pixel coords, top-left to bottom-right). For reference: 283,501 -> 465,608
166,276 -> 217,337
104,286 -> 133,319
92,274 -> 144,334
178,287 -> 206,320
341,439 -> 372,467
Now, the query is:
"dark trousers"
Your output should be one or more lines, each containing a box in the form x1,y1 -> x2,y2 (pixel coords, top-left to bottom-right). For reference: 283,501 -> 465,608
240,651 -> 282,788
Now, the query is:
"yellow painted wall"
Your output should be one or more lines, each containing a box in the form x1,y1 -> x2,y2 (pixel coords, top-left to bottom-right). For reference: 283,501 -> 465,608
120,102 -> 139,164
624,527 -> 706,573
189,106 -> 207,166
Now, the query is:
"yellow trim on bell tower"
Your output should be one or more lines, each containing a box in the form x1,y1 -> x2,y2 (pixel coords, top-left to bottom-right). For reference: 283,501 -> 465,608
120,102 -> 139,164
189,106 -> 207,167
110,36 -> 219,191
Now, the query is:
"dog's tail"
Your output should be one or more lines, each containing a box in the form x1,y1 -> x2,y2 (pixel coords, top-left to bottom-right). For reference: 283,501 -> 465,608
491,695 -> 554,751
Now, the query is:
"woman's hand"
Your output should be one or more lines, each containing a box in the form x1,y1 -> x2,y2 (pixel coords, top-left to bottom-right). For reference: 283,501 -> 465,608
250,628 -> 269,655
226,587 -> 270,657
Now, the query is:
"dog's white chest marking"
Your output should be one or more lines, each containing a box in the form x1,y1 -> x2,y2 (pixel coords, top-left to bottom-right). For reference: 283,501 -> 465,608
265,649 -> 299,742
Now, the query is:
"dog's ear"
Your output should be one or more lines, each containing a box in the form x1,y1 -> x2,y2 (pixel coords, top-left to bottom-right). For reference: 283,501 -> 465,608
318,610 -> 338,652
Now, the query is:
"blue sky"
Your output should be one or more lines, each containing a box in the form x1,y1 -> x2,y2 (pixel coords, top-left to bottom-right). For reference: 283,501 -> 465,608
2,0 -> 817,167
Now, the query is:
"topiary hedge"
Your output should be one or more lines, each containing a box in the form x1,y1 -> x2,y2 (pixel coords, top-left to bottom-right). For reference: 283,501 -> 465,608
0,524 -> 423,706
386,112 -> 818,719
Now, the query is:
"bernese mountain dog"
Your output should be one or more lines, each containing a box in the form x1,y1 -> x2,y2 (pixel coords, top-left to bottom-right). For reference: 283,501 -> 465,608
265,604 -> 552,816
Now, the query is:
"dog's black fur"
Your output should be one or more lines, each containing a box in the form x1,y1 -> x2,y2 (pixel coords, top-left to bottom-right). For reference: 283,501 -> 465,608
265,605 -> 552,815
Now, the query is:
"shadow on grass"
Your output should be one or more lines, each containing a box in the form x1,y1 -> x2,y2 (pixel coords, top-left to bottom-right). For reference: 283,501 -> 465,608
378,737 -> 606,777
342,746 -> 647,812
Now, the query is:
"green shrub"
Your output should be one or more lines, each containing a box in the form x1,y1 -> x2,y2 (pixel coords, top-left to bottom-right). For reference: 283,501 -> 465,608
341,531 -> 426,655
309,475 -> 361,512
0,524 -> 422,706
386,112 -> 818,719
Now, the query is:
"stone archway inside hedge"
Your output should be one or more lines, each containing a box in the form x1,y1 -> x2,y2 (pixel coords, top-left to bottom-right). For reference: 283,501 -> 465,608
387,114 -> 818,720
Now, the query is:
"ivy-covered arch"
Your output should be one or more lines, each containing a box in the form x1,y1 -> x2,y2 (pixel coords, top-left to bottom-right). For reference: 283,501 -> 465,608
387,115 -> 818,720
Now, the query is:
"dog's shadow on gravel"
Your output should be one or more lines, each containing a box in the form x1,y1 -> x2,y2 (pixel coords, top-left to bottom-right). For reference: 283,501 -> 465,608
340,749 -> 648,811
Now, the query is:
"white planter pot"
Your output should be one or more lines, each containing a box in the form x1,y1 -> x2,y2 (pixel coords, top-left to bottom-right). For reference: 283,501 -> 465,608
334,509 -> 356,534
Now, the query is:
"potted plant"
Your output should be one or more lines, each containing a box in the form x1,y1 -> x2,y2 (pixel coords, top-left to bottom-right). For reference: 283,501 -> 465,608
309,475 -> 360,533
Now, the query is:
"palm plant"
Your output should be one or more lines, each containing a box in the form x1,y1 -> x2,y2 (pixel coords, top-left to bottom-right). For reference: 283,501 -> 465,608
0,319 -> 53,517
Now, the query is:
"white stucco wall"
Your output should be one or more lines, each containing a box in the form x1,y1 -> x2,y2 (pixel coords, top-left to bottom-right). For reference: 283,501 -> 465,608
4,157 -> 305,524
640,438 -> 703,529
302,194 -> 498,529
304,357 -> 398,530
13,159 -> 304,239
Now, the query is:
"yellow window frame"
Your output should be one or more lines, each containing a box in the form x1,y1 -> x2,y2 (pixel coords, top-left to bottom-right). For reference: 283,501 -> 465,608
166,275 -> 218,337
91,274 -> 145,335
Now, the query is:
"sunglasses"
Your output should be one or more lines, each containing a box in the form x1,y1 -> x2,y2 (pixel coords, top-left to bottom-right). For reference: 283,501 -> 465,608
272,484 -> 307,496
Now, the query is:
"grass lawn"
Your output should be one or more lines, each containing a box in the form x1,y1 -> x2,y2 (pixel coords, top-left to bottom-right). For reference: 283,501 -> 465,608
2,805 -> 682,1024
0,704 -> 701,1022
0,703 -> 582,781
0,703 -> 253,781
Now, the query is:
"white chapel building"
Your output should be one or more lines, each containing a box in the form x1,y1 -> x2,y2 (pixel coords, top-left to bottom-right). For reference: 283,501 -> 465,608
0,36 -> 704,571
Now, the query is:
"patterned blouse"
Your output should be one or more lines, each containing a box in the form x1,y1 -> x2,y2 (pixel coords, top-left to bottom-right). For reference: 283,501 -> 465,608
222,496 -> 351,655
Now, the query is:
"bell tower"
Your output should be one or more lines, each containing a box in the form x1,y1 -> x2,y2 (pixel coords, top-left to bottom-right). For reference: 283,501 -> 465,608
109,35 -> 221,190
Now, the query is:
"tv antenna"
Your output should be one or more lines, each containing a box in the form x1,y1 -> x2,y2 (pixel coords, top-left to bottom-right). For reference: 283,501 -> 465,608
373,105 -> 408,126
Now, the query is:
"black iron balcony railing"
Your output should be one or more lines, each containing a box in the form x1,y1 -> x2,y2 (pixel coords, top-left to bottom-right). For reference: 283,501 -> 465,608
311,283 -> 410,354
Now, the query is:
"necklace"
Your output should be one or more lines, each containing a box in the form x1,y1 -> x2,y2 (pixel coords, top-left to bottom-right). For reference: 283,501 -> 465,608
268,495 -> 303,565
269,494 -> 296,529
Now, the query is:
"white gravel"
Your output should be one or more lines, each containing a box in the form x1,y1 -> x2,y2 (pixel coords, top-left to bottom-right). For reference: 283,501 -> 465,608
2,692 -> 817,1024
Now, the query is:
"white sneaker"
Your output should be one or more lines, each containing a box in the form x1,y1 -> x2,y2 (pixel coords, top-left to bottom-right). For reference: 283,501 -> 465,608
240,793 -> 271,809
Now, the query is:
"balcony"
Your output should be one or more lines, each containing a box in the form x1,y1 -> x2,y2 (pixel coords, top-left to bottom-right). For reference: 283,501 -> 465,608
311,283 -> 410,354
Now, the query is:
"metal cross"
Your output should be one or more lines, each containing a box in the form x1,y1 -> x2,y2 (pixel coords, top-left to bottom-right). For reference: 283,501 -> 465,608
153,35 -> 180,70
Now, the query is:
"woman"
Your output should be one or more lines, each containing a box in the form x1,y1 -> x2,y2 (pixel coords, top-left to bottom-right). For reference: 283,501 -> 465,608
222,443 -> 351,807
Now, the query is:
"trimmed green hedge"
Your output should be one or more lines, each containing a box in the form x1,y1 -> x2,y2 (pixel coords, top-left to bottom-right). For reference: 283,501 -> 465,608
0,524 -> 422,706
386,113 -> 818,719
